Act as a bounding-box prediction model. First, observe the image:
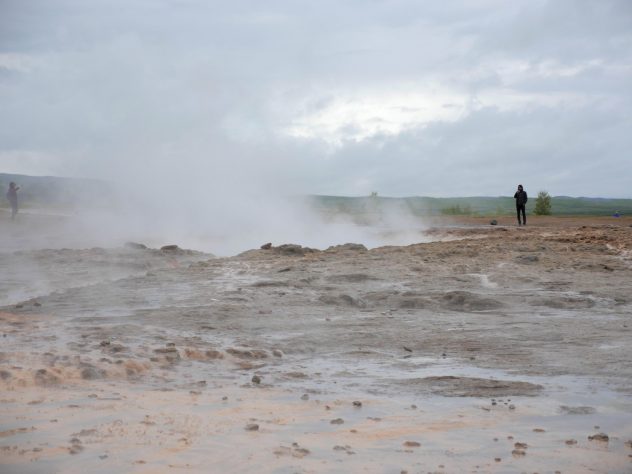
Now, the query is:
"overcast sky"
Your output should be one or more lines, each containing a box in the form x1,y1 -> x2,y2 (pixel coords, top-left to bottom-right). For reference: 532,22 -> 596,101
1,0 -> 631,197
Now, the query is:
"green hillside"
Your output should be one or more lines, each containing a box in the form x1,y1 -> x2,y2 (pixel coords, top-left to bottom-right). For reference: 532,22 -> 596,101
2,173 -> 630,216
308,195 -> 632,218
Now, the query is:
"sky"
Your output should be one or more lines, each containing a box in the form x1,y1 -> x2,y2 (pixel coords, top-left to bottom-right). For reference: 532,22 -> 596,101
1,0 -> 631,198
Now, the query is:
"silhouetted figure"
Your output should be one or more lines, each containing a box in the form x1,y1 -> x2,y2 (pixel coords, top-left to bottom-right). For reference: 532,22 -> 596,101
6,182 -> 20,220
514,184 -> 527,226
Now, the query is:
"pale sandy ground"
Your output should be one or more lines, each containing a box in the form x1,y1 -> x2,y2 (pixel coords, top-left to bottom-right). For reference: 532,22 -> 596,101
1,214 -> 632,473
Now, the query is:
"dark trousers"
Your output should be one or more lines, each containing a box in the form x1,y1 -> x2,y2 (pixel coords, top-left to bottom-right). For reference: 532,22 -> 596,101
516,204 -> 526,225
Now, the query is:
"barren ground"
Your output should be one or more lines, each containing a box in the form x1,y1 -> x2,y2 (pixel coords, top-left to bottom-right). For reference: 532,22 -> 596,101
1,215 -> 631,473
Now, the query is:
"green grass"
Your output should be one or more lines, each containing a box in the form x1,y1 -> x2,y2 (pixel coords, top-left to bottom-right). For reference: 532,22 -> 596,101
308,195 -> 632,217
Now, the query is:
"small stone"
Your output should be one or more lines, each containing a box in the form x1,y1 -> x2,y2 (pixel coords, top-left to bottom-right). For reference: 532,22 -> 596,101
511,449 -> 526,457
272,349 -> 283,357
260,243 -> 272,250
494,457 -> 501,462
245,423 -> 259,431
292,447 -> 310,457
69,445 -> 84,455
410,404 -> 417,409
251,375 -> 261,384
352,401 -> 362,407
301,394 -> 309,401
490,219 -> 498,225
222,396 -> 228,401
588,433 -> 609,442
514,442 -> 528,449
508,404 -> 516,410
330,418 -> 344,425
533,428 -> 545,433
403,441 -> 421,447
565,439 -> 577,445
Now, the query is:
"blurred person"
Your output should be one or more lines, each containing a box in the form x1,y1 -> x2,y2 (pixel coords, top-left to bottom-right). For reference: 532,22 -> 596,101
6,182 -> 20,220
514,184 -> 527,226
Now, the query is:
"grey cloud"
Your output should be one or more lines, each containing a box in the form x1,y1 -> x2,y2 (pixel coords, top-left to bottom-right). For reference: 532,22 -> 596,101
0,0 -> 630,198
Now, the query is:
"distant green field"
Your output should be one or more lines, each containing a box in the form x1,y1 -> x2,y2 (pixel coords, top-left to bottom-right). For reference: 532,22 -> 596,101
2,173 -> 630,217
308,195 -> 632,217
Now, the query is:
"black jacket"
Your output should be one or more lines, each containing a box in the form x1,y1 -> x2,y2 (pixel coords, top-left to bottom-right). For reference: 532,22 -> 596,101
514,190 -> 528,206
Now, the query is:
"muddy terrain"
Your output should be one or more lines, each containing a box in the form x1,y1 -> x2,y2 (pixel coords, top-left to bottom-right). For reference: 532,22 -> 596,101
1,216 -> 632,473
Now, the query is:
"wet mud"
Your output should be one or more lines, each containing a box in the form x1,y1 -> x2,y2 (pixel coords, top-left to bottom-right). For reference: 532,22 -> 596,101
1,217 -> 632,473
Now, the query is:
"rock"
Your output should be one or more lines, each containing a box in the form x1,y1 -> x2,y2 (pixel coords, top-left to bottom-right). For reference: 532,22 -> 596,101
494,458 -> 501,462
403,346 -> 412,352
515,254 -> 539,264
272,349 -> 283,358
160,244 -> 180,251
245,423 -> 259,431
80,367 -> 106,380
125,242 -> 147,250
34,368 -> 60,386
352,401 -> 362,407
319,294 -> 365,308
490,220 -> 498,225
588,433 -> 609,442
260,242 -> 272,250
330,418 -> 344,425
274,244 -> 318,256
559,405 -> 595,415
514,442 -> 528,449
511,449 -> 526,457
533,428 -> 545,433
403,441 -> 420,447
565,439 -> 577,445
226,348 -> 268,359
326,243 -> 368,252
508,404 -> 516,410
301,394 -> 309,401
292,447 -> 310,457
69,444 -> 84,455
251,375 -> 261,384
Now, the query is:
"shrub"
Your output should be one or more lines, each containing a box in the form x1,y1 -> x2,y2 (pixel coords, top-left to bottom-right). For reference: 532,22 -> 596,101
534,191 -> 552,215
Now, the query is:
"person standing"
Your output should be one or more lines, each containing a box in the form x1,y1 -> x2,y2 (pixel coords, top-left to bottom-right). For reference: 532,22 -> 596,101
6,182 -> 20,219
514,184 -> 527,226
